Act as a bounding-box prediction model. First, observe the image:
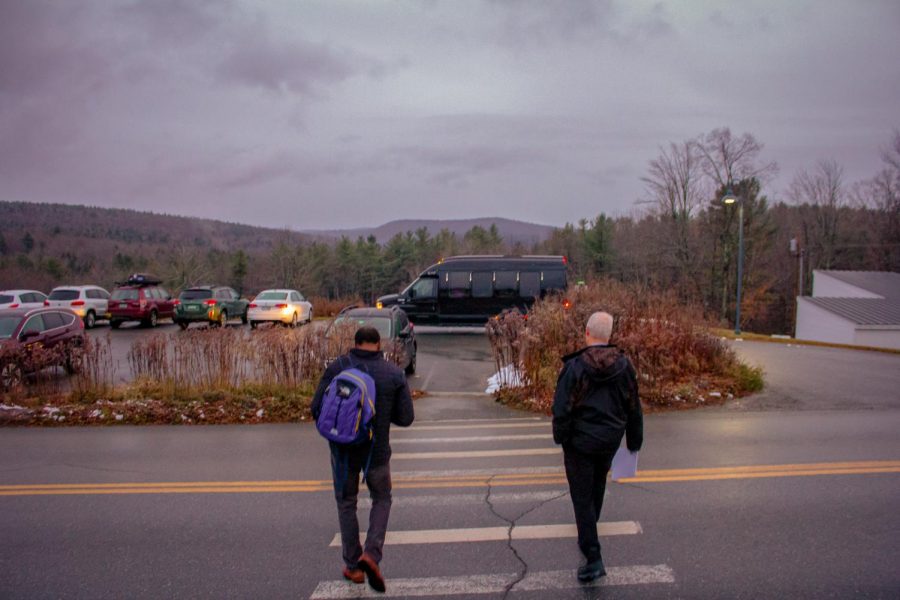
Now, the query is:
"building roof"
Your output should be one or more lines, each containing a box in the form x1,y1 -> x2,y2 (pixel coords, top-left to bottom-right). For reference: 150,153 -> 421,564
819,270 -> 900,299
804,297 -> 900,326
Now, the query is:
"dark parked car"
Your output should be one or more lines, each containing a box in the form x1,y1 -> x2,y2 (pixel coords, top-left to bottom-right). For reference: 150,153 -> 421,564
109,274 -> 176,329
174,286 -> 249,330
331,306 -> 417,375
0,307 -> 86,390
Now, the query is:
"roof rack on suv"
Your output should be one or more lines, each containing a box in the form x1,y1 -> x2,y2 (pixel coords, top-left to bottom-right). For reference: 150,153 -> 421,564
117,273 -> 163,286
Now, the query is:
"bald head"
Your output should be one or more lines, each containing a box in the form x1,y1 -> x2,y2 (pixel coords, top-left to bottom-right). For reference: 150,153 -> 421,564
585,311 -> 613,346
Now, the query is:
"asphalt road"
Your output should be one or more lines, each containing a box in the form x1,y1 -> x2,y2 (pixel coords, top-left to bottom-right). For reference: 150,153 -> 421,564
2,336 -> 899,598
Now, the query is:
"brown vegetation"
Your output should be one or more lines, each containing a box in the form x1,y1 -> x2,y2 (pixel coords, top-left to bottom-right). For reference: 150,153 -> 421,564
486,282 -> 764,414
0,322 -> 416,426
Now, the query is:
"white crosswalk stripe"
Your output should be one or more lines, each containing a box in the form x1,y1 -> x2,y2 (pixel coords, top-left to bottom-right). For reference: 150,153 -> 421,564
310,565 -> 676,598
313,416 -> 674,598
393,448 -> 560,460
359,489 -> 568,508
391,433 -> 553,444
329,522 -> 642,547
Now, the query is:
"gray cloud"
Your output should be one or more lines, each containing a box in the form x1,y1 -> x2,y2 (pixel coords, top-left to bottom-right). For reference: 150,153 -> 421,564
0,0 -> 898,229
216,34 -> 360,95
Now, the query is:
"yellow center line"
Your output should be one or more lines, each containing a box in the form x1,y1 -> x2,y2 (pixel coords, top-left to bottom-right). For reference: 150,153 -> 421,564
1,460 -> 897,496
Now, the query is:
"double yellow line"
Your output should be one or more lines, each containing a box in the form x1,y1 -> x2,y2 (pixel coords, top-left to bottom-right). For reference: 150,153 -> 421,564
1,460 -> 898,497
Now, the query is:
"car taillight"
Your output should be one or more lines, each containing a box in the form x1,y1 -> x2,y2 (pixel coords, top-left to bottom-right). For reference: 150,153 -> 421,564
140,300 -> 147,309
204,299 -> 217,306
71,300 -> 85,306
44,300 -> 50,306
275,303 -> 288,309
248,303 -> 258,308
173,299 -> 181,306
9,303 -> 19,308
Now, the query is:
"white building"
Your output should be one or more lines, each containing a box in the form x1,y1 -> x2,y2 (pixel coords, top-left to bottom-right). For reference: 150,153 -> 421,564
795,270 -> 900,350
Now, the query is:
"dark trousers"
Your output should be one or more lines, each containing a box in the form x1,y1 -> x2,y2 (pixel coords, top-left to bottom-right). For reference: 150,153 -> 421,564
563,447 -> 615,562
332,447 -> 392,568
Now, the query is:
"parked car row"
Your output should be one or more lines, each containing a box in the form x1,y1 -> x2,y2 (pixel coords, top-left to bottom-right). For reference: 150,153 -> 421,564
0,275 -> 316,332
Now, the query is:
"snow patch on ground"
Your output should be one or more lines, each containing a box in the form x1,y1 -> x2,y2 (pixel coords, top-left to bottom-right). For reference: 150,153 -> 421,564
485,365 -> 525,394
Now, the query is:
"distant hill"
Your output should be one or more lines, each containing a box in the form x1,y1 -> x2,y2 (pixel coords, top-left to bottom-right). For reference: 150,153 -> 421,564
306,217 -> 555,245
0,201 -> 311,292
0,202 -> 557,295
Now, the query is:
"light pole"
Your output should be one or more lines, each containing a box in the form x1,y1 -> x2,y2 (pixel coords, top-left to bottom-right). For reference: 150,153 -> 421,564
722,187 -> 743,335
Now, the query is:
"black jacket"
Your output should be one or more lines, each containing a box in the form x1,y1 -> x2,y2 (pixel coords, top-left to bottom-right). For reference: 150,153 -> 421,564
551,344 -> 643,454
312,348 -> 415,467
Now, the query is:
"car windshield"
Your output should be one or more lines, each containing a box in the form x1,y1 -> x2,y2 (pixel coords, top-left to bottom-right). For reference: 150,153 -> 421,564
0,295 -> 13,304
0,316 -> 20,339
181,289 -> 212,301
334,316 -> 392,339
49,289 -> 79,301
256,292 -> 288,301
111,290 -> 139,300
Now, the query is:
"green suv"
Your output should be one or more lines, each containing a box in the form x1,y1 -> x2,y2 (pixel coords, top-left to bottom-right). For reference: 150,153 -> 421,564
174,286 -> 249,330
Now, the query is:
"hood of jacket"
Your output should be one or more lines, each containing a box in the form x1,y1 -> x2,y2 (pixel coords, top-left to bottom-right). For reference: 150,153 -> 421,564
562,344 -> 627,383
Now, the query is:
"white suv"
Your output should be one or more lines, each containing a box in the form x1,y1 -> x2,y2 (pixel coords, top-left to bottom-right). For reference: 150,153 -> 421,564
0,289 -> 48,310
46,285 -> 110,329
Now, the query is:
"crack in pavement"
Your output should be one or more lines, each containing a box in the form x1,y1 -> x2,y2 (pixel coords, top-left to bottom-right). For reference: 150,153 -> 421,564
483,474 -> 570,599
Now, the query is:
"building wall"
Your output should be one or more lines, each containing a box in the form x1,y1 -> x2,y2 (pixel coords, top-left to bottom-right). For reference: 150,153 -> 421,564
813,272 -> 882,298
854,329 -> 900,350
795,297 -> 856,345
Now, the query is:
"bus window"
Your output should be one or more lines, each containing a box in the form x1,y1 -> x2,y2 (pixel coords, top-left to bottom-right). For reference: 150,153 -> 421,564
472,272 -> 493,298
519,272 -> 541,298
494,271 -> 518,298
446,271 -> 471,299
541,270 -> 566,290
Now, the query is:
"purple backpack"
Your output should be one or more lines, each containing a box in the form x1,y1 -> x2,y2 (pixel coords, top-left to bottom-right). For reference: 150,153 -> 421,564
316,360 -> 376,445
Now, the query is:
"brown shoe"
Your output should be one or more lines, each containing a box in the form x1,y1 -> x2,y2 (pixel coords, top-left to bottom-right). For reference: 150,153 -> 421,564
342,566 -> 364,584
357,552 -> 386,593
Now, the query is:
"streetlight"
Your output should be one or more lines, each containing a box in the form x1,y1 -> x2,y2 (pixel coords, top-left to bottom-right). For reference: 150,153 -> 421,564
722,187 -> 743,335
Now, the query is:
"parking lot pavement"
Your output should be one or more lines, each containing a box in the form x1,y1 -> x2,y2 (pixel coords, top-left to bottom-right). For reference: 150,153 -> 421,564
727,339 -> 900,410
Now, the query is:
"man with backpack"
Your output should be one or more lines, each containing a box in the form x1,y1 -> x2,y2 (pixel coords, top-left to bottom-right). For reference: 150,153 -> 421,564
552,311 -> 643,583
312,326 -> 415,593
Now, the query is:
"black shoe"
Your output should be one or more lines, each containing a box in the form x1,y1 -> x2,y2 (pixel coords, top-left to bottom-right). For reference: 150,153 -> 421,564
577,558 -> 606,582
357,552 -> 386,593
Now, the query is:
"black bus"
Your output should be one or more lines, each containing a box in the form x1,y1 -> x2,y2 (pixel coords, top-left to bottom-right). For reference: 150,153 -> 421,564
377,255 -> 568,325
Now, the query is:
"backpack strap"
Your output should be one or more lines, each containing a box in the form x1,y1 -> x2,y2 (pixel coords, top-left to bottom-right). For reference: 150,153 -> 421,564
344,352 -> 376,483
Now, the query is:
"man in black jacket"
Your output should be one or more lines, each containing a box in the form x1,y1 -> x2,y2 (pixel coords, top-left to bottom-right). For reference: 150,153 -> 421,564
552,311 -> 643,582
312,326 -> 415,593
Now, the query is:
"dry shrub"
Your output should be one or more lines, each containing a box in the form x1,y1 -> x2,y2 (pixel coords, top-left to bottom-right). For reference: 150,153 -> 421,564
486,280 -> 762,412
125,323 -> 359,402
71,335 -> 116,400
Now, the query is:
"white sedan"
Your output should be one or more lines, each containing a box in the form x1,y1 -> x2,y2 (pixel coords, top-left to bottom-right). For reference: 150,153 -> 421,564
248,289 -> 313,328
0,289 -> 48,310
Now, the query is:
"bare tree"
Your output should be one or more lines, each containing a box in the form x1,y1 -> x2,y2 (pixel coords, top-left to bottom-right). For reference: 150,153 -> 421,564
163,244 -> 211,291
640,140 -> 706,298
789,159 -> 846,269
697,127 -> 778,191
641,140 -> 706,220
851,130 -> 900,269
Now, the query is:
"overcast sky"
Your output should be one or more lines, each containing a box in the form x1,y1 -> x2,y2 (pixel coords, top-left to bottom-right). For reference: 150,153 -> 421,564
1,0 -> 898,230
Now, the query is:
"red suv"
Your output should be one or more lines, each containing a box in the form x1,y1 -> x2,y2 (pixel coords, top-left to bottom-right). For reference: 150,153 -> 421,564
108,274 -> 176,329
0,307 -> 86,390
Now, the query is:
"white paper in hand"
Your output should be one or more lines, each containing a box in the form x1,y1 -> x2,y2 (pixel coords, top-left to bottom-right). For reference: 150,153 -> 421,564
611,447 -> 638,481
